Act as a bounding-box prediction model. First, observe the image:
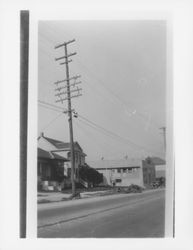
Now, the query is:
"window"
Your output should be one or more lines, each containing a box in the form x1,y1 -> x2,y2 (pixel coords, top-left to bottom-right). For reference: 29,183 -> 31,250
123,168 -> 127,173
128,168 -> 132,173
116,179 -> 122,183
117,169 -> 121,173
67,168 -> 71,177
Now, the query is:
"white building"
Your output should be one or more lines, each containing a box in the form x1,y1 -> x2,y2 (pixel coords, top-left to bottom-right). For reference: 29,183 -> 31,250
87,158 -> 144,187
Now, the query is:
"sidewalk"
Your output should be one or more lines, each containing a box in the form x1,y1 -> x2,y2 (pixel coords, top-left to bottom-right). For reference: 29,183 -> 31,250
38,188 -> 164,204
38,192 -> 71,203
38,190 -> 112,203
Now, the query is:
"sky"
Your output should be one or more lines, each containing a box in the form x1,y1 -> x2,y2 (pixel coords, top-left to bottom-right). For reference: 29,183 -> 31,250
38,20 -> 167,161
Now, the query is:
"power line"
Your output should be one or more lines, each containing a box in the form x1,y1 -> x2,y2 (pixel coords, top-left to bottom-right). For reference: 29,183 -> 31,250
38,100 -> 65,111
76,117 -> 140,154
76,57 -> 161,129
76,68 -> 163,142
38,103 -> 62,113
38,25 -> 163,135
38,101 -> 131,156
38,99 -> 163,156
40,112 -> 65,132
73,119 -> 119,156
77,115 -> 161,156
39,23 -> 163,130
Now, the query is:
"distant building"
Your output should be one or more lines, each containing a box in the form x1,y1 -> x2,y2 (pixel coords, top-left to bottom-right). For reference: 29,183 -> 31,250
150,157 -> 166,178
88,157 -> 158,187
88,158 -> 143,187
142,157 -> 156,187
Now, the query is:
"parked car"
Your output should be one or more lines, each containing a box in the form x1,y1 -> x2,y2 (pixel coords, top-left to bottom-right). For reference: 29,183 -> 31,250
151,181 -> 160,188
117,184 -> 143,193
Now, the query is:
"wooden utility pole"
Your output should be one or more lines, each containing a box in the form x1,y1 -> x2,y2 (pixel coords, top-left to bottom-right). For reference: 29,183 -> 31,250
55,39 -> 82,196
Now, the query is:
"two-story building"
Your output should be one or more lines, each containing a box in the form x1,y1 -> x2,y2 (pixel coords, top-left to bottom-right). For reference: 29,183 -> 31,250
87,158 -> 144,187
88,157 -> 157,187
38,133 -> 87,189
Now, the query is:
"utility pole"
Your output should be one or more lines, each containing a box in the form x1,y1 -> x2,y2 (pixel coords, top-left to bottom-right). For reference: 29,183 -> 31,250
160,127 -> 166,153
54,39 -> 82,197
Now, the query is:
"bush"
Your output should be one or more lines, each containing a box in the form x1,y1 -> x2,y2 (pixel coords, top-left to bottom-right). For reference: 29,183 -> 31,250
117,184 -> 143,193
79,164 -> 103,186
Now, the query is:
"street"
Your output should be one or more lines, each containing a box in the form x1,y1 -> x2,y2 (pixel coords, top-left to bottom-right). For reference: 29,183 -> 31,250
38,189 -> 165,238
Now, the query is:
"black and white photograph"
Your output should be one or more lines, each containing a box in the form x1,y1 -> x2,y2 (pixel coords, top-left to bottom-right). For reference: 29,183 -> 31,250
1,0 -> 193,249
38,20 -> 170,238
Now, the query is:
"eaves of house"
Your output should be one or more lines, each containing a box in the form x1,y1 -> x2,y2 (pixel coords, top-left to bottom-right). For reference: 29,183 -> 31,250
87,158 -> 143,170
38,147 -> 68,161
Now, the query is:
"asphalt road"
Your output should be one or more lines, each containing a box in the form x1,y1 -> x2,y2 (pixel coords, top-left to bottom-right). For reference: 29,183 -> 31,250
38,189 -> 165,238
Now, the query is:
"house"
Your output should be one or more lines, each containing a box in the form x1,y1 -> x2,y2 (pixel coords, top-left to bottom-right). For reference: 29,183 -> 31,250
38,133 -> 87,185
38,147 -> 69,191
88,157 -> 157,187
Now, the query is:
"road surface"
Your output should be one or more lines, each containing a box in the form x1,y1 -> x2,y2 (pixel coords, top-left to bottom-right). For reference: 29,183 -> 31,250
38,189 -> 165,238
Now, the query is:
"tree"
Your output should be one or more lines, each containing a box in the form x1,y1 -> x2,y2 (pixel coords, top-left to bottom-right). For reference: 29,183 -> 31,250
79,164 -> 103,186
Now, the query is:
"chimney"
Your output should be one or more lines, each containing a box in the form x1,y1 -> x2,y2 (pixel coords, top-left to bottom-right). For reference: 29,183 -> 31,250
40,132 -> 44,137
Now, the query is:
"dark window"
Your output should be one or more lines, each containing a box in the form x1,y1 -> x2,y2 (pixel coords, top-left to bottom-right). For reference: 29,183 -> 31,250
116,179 -> 122,183
117,169 -> 121,173
67,168 -> 71,177
75,153 -> 78,163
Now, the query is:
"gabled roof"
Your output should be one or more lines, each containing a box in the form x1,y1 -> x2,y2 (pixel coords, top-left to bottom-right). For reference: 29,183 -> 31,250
38,148 -> 68,161
42,136 -> 85,154
150,157 -> 166,165
43,136 -> 69,149
38,148 -> 52,159
87,158 -> 143,170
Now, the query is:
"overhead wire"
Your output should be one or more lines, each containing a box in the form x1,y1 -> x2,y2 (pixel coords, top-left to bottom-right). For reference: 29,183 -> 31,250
76,57 -> 162,129
76,117 -> 141,155
39,23 -> 163,133
38,25 -> 164,156
73,119 -> 119,156
40,112 -> 64,132
38,103 -> 62,113
38,100 -> 65,111
73,67 -> 162,144
39,22 -> 164,130
38,99 -> 164,156
77,114 -> 161,156
39,101 -> 119,155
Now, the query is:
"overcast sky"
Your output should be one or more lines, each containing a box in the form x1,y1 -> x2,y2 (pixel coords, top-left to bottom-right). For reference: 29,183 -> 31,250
38,20 -> 166,161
